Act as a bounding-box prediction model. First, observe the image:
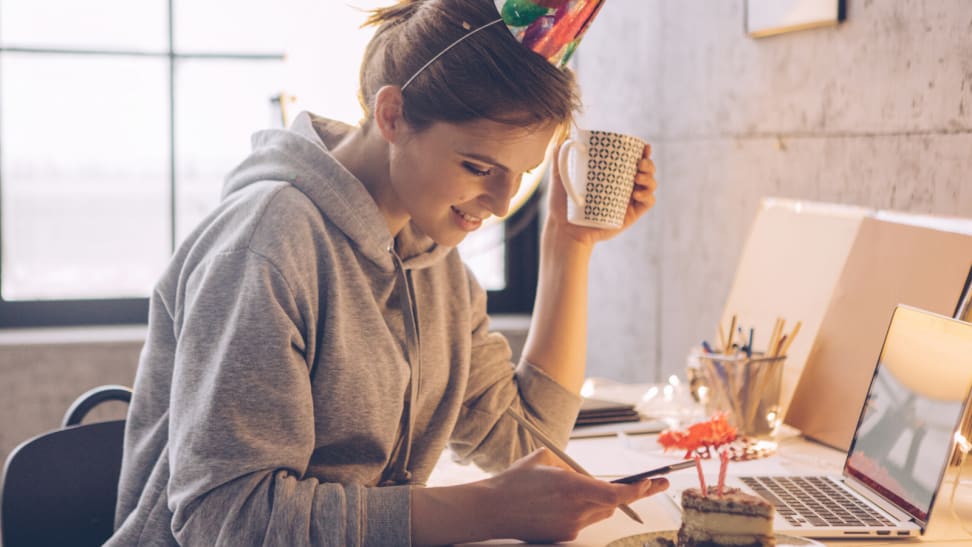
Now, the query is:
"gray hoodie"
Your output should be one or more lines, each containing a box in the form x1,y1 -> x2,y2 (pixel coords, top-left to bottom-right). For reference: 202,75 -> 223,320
108,112 -> 582,546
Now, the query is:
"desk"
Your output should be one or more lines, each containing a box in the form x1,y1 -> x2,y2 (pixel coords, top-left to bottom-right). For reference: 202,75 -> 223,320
428,430 -> 972,546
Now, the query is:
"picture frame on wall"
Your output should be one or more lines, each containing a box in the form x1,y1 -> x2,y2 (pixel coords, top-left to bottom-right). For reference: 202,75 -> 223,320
746,0 -> 846,38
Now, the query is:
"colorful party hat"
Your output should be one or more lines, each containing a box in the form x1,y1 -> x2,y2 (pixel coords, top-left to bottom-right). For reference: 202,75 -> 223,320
401,0 -> 607,91
494,0 -> 606,66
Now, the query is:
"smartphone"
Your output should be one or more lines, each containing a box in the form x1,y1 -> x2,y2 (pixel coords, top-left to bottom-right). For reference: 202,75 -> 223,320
610,459 -> 696,484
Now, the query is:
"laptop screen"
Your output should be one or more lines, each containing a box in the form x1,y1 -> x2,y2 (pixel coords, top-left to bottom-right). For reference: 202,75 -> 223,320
844,306 -> 972,524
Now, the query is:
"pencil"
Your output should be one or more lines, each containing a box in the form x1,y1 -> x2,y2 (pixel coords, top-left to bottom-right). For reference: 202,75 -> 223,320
504,407 -> 644,525
773,334 -> 788,358
767,318 -> 784,357
725,315 -> 738,354
779,321 -> 802,356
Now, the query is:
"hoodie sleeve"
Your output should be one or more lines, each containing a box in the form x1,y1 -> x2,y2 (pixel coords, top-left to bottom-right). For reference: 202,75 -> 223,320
448,272 -> 583,473
166,247 -> 409,546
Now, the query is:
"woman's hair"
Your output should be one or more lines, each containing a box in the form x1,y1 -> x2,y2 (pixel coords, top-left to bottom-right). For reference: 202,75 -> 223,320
360,0 -> 580,132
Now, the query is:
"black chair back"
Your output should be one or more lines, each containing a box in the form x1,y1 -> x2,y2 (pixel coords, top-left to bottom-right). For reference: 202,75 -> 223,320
1,385 -> 132,547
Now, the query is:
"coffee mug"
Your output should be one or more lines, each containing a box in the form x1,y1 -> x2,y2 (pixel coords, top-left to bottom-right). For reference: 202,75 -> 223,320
557,129 -> 646,228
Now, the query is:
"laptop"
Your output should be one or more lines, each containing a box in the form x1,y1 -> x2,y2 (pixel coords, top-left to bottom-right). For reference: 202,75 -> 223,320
693,306 -> 972,538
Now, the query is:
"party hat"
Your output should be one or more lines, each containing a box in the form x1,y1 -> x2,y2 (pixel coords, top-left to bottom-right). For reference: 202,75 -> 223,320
494,0 -> 606,66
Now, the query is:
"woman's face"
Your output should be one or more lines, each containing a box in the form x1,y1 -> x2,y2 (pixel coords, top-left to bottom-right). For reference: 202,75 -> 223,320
387,118 -> 558,247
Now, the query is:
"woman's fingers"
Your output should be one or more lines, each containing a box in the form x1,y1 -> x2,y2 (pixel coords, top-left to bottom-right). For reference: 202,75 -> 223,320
638,476 -> 670,498
631,187 -> 656,202
487,450 -> 673,544
633,146 -> 657,202
634,171 -> 657,189
607,477 -> 670,505
638,157 -> 655,176
559,471 -> 670,507
630,143 -> 657,216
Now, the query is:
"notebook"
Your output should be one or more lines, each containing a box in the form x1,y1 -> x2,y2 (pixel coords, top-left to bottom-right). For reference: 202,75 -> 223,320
709,306 -> 971,538
574,398 -> 641,426
571,398 -> 666,439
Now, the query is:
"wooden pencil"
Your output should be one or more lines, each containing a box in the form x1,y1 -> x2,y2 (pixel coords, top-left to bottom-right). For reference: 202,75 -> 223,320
725,315 -> 738,354
504,408 -> 644,525
778,321 -> 802,356
773,334 -> 788,358
768,318 -> 784,356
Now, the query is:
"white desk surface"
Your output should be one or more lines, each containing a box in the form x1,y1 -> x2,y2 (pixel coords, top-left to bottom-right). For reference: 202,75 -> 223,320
428,430 -> 972,546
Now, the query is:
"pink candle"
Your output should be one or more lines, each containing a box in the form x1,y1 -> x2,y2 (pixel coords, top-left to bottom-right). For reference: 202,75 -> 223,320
694,454 -> 707,496
717,450 -> 729,497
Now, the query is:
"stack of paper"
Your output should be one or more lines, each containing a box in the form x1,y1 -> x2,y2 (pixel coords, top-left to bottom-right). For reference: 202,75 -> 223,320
575,398 -> 641,427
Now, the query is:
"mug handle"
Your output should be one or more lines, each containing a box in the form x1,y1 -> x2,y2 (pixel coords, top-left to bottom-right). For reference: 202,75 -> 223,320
557,139 -> 586,209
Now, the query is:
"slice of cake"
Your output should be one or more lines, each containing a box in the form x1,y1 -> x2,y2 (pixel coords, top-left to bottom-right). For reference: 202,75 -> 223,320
677,486 -> 775,547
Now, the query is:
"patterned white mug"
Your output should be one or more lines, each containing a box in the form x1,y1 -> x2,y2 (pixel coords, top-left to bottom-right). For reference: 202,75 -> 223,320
557,129 -> 646,228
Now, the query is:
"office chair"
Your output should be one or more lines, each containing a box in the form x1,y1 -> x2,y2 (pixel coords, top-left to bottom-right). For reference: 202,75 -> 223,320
1,384 -> 133,547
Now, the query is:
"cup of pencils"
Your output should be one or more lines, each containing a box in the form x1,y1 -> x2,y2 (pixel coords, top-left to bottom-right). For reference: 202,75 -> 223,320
697,316 -> 801,439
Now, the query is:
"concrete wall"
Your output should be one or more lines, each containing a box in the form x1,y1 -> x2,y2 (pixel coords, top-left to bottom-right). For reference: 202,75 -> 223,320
575,0 -> 972,383
0,329 -> 142,466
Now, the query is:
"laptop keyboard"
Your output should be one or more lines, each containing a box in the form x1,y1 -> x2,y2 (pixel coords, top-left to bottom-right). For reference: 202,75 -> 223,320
740,476 -> 897,528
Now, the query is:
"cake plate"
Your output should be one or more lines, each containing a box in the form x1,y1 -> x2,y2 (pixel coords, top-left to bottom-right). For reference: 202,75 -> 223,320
606,530 -> 825,547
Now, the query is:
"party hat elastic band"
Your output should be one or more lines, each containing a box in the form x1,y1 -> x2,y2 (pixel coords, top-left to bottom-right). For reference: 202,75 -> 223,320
400,0 -> 605,91
401,17 -> 504,91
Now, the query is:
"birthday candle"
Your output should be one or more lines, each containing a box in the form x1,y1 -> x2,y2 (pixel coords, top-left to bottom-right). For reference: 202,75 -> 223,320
717,450 -> 729,497
694,454 -> 707,496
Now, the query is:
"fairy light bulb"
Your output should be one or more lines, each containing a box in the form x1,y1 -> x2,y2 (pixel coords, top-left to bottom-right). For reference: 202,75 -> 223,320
642,385 -> 659,402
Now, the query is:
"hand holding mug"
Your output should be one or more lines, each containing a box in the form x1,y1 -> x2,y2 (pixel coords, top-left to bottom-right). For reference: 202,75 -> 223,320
557,129 -> 651,229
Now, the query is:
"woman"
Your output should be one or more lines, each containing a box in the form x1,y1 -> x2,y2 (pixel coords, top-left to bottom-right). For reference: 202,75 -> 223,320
109,1 -> 663,544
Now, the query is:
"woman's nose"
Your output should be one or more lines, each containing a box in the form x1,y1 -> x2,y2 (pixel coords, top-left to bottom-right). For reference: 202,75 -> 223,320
483,174 -> 521,217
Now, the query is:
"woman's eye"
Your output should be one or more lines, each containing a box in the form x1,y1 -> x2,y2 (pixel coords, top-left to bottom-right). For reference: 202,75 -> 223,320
463,162 -> 492,177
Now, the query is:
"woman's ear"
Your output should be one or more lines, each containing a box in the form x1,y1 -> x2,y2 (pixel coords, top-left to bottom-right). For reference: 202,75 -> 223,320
374,85 -> 406,143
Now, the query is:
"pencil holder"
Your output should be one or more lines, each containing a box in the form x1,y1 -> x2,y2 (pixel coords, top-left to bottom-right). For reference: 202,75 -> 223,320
698,353 -> 786,439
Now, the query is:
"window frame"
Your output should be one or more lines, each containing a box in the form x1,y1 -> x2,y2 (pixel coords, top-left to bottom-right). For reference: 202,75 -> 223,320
0,4 -> 540,328
485,191 -> 540,315
0,205 -> 540,327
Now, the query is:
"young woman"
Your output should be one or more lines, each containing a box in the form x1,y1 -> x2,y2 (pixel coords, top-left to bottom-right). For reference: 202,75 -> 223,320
109,1 -> 662,545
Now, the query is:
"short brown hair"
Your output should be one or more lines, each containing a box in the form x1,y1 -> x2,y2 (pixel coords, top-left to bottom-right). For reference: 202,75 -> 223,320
361,0 -> 580,131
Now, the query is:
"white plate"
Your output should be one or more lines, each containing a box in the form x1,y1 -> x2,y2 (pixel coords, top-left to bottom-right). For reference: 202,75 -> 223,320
606,530 -> 825,547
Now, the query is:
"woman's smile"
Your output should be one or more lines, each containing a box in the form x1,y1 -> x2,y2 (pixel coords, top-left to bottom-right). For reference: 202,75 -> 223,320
451,205 -> 485,232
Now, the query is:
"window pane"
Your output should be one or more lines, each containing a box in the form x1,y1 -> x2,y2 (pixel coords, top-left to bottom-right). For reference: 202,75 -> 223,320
174,59 -> 286,242
174,0 -> 284,54
0,0 -> 167,51
281,0 -> 384,125
458,224 -> 506,290
1,53 -> 170,301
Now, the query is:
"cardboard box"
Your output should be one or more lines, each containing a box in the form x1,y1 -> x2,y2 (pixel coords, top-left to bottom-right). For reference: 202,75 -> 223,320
718,198 -> 972,450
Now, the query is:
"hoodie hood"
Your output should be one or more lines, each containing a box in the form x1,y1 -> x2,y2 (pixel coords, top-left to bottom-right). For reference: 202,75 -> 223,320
222,111 -> 450,271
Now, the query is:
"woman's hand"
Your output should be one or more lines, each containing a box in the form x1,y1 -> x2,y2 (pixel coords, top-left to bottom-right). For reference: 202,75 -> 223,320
547,143 -> 658,248
411,448 -> 669,545
480,448 -> 669,543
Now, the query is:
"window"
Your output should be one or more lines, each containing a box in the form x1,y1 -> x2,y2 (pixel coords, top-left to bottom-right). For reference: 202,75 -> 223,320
0,1 -> 538,328
461,195 -> 540,313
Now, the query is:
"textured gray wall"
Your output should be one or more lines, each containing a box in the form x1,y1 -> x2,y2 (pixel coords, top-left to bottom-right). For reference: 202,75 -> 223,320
0,330 -> 141,466
575,0 -> 972,382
